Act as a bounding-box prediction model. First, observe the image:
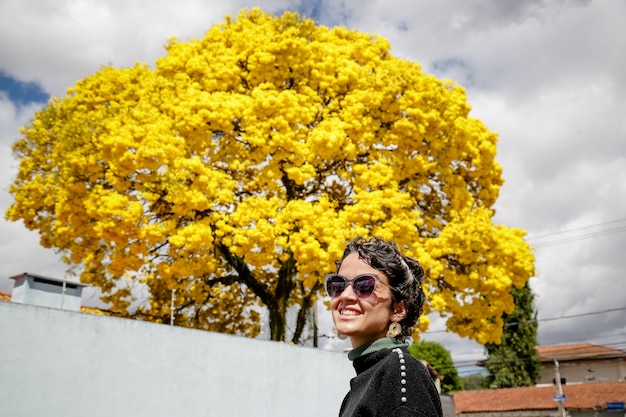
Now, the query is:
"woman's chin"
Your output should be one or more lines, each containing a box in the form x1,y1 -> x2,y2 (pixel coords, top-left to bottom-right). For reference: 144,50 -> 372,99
335,322 -> 359,338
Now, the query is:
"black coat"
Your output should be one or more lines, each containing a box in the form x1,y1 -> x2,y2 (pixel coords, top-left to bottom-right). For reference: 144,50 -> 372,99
339,346 -> 443,417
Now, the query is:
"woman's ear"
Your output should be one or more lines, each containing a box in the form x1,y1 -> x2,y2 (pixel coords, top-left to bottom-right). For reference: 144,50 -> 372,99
392,301 -> 407,322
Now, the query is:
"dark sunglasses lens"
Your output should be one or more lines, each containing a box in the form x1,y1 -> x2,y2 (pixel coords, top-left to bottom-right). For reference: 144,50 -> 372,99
353,275 -> 376,297
326,275 -> 347,297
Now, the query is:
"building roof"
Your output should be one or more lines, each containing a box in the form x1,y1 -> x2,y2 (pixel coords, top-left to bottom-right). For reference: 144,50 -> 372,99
10,272 -> 87,287
477,342 -> 626,368
537,343 -> 626,361
453,382 -> 626,414
0,292 -> 10,302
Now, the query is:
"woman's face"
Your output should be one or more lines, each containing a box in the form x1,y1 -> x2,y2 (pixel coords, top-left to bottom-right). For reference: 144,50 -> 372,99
331,252 -> 396,348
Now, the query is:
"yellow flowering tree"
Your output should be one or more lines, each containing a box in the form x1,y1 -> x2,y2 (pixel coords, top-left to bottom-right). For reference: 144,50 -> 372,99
6,9 -> 534,344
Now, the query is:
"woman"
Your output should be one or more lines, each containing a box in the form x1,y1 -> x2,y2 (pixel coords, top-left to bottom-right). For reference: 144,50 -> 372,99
327,236 -> 443,417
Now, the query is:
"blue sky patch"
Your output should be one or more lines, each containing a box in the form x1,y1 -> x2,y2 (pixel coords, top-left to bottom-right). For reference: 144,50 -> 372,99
292,0 -> 324,22
430,58 -> 475,87
0,70 -> 49,106
290,0 -> 350,27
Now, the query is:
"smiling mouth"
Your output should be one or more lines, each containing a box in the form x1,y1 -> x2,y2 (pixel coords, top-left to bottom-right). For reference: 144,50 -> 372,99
340,308 -> 361,316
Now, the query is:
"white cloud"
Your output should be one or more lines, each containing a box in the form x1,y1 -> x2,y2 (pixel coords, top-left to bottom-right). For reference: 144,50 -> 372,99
336,0 -> 626,361
1,0 -> 625,369
0,0 -> 291,96
0,97 -> 68,292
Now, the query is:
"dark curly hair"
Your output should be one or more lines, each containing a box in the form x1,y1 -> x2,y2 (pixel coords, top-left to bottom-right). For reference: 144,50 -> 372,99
335,236 -> 425,340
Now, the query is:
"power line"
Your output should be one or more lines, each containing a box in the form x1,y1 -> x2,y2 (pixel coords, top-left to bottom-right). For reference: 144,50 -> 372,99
424,305 -> 626,335
440,309 -> 626,369
508,306 -> 626,326
424,220 -> 626,370
526,218 -> 626,241
532,226 -> 626,248
524,218 -> 626,248
452,337 -> 626,371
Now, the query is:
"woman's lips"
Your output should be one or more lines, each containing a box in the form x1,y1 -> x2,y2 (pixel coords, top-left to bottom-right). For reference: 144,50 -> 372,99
339,308 -> 361,317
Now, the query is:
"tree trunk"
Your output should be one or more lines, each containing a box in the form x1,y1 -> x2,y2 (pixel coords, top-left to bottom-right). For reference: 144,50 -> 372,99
291,281 -> 322,345
268,303 -> 287,341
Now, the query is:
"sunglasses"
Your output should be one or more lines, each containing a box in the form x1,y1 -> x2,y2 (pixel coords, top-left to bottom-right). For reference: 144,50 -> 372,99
324,273 -> 395,298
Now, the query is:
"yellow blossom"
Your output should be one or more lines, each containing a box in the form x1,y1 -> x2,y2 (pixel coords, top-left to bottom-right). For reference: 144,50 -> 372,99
5,8 -> 534,344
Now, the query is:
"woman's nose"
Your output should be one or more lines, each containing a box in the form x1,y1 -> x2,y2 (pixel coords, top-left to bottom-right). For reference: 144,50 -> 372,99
338,282 -> 358,300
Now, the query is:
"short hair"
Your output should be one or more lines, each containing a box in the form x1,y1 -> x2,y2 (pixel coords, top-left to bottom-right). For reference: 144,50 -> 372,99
336,236 -> 425,339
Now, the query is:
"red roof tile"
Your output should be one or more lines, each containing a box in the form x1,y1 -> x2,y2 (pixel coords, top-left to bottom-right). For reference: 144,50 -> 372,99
453,382 -> 626,413
537,343 -> 626,361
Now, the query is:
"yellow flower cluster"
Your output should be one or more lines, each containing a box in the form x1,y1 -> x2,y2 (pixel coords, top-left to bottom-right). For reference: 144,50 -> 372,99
420,207 -> 535,344
6,8 -> 534,343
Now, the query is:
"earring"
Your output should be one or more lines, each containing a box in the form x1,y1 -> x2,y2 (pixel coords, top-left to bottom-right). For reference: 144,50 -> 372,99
387,322 -> 402,338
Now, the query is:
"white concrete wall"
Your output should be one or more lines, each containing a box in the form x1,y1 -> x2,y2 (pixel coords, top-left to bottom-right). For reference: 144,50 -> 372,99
0,302 -> 354,417
539,358 -> 626,385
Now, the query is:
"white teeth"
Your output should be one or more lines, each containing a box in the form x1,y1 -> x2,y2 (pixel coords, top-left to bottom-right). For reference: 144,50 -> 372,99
340,309 -> 360,316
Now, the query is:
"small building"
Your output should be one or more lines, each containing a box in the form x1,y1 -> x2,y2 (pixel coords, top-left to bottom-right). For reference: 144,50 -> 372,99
9,272 -> 86,312
537,343 -> 626,385
453,382 -> 626,417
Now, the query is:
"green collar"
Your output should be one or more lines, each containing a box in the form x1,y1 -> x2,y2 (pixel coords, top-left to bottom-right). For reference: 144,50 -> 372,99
347,338 -> 409,361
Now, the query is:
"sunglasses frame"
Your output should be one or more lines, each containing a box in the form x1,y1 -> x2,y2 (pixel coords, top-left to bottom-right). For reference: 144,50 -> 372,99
324,273 -> 395,298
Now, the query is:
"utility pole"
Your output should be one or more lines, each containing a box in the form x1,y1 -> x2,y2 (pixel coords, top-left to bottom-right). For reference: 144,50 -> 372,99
170,289 -> 175,326
553,359 -> 567,417
313,301 -> 318,348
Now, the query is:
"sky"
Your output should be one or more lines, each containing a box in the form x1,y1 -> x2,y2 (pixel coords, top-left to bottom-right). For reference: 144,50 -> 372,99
1,0 -> 625,374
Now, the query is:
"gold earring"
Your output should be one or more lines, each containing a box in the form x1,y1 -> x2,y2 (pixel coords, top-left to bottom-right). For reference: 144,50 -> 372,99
387,322 -> 402,338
